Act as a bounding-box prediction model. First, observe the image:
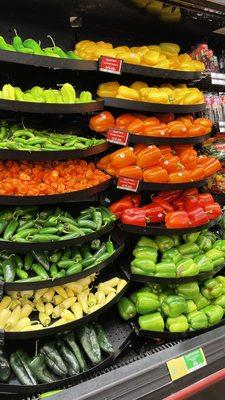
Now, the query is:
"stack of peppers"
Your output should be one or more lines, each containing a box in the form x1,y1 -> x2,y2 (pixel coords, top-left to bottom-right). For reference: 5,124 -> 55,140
118,276 -> 225,332
130,232 -> 225,278
108,189 -> 222,229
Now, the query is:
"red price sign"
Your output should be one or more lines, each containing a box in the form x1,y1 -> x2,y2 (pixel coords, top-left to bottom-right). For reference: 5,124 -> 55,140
107,128 -> 129,146
117,176 -> 140,192
99,56 -> 123,75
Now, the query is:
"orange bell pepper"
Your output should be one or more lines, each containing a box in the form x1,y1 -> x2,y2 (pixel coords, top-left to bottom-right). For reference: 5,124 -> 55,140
143,166 -> 169,183
117,165 -> 143,179
111,147 -> 136,168
179,149 -> 198,170
89,111 -> 115,132
189,166 -> 205,181
159,146 -> 172,155
188,125 -> 206,137
106,166 -> 119,176
161,155 -> 183,173
132,113 -> 148,120
143,123 -> 170,137
193,118 -> 212,134
173,144 -> 194,156
154,113 -> 175,124
133,144 -> 147,156
136,145 -> 162,168
144,117 -> 160,127
197,156 -> 211,166
97,154 -> 112,169
176,115 -> 194,128
127,119 -> 145,134
116,114 -> 135,129
203,159 -> 221,177
168,123 -> 188,137
168,171 -> 191,183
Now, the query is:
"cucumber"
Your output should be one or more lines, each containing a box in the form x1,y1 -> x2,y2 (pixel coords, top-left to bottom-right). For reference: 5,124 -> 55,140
63,332 -> 87,372
92,322 -> 114,354
77,325 -> 102,365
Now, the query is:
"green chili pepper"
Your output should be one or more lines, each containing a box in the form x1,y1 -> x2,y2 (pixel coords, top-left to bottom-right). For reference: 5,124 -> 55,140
90,239 -> 101,250
66,263 -> 82,276
49,250 -> 63,263
16,268 -> 28,280
31,234 -> 60,242
106,240 -> 114,254
2,257 -> 16,282
31,263 -> 49,279
3,220 -> 19,240
24,253 -> 34,270
92,210 -> 102,231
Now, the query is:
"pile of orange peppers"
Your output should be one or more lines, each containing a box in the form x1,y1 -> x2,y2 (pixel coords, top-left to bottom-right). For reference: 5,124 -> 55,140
97,144 -> 221,183
90,112 -> 212,138
0,160 -> 109,196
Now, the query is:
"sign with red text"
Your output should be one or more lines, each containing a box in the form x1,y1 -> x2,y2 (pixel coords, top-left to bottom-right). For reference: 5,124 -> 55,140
99,56 -> 123,74
117,176 -> 140,192
107,128 -> 129,146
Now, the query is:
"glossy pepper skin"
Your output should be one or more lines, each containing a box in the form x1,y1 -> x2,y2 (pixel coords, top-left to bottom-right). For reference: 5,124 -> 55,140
194,255 -> 214,273
201,278 -> 223,299
165,211 -> 190,228
121,208 -> 146,227
214,294 -> 225,310
176,259 -> 199,277
178,242 -> 199,256
117,297 -> 137,320
136,236 -> 158,249
196,235 -> 213,252
162,295 -> 188,317
138,312 -> 165,332
202,305 -> 224,325
205,249 -> 225,268
162,248 -> 182,264
176,282 -> 200,300
155,262 -> 177,278
166,315 -> 189,332
136,292 -> 160,314
195,294 -> 211,310
188,311 -> 208,330
131,258 -> 156,275
156,235 -> 174,252
133,246 -> 158,261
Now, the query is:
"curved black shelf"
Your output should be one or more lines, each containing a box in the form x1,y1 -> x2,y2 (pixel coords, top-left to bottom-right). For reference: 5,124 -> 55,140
3,234 -> 124,290
119,216 -> 219,236
0,312 -> 133,395
4,277 -> 129,340
122,63 -> 203,80
0,179 -> 112,205
0,220 -> 116,252
104,98 -> 206,113
0,142 -> 109,161
132,318 -> 225,340
129,263 -> 224,285
122,132 -> 211,146
0,99 -> 104,114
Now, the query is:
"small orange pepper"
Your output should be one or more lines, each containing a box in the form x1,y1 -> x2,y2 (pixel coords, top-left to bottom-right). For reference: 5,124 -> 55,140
168,171 -> 191,183
136,145 -> 162,169
111,147 -> 136,168
143,166 -> 169,183
118,165 -> 143,179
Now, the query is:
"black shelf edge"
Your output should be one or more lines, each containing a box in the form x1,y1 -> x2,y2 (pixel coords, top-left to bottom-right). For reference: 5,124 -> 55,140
3,234 -> 124,290
125,132 -> 211,146
104,98 -> 206,113
122,63 -> 203,80
0,142 -> 109,161
0,220 -> 116,252
0,179 -> 112,205
119,216 -> 220,236
0,99 -> 104,114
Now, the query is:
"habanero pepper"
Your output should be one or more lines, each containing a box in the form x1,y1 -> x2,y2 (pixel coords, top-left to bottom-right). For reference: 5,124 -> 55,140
121,208 -> 146,227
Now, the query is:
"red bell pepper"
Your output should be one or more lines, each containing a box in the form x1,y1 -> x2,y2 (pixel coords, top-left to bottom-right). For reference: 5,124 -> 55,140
108,196 -> 133,217
121,208 -> 146,227
198,193 -> 214,209
183,196 -> 200,212
142,204 -> 165,223
158,190 -> 182,203
172,198 -> 185,211
152,196 -> 174,213
188,207 -> 209,227
128,194 -> 142,207
165,211 -> 191,228
181,188 -> 199,197
205,203 -> 222,220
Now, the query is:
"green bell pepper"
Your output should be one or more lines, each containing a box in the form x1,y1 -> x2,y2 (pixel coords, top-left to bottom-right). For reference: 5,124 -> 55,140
118,297 -> 137,320
201,231 -> 217,243
178,243 -> 199,256
186,300 -> 197,314
176,282 -> 200,300
137,236 -> 158,249
171,235 -> 181,246
201,278 -> 223,299
202,305 -> 224,325
176,259 -> 199,277
156,235 -> 174,252
136,292 -> 160,314
147,283 -> 163,294
205,249 -> 225,267
162,248 -> 182,264
129,287 -> 152,304
159,293 -> 167,305
188,311 -> 208,330
195,294 -> 211,310
138,312 -> 165,332
214,294 -> 225,310
166,314 -> 189,332
131,259 -> 155,275
193,255 -> 214,273
196,235 -> 212,252
213,240 -> 225,253
155,262 -> 176,278
215,276 -> 225,290
183,232 -> 200,243
132,246 -> 157,262
162,295 -> 188,317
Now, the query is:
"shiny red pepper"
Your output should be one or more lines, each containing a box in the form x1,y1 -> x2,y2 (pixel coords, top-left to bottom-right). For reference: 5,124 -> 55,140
205,203 -> 222,220
172,198 -> 185,211
183,196 -> 200,212
198,193 -> 214,209
142,204 -> 165,223
152,196 -> 174,213
165,211 -> 191,228
121,208 -> 146,227
182,188 -> 199,197
158,190 -> 182,203
188,207 -> 209,227
108,196 -> 133,217
129,194 -> 142,207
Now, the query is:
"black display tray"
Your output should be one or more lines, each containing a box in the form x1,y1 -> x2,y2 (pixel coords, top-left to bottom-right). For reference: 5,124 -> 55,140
0,142 -> 109,161
131,318 -> 225,340
0,99 -> 104,114
0,49 -> 203,81
104,98 -> 206,113
3,267 -> 129,340
123,132 -> 211,146
119,216 -> 219,236
3,232 -> 124,291
0,220 -> 116,252
0,311 -> 133,395
0,179 -> 112,205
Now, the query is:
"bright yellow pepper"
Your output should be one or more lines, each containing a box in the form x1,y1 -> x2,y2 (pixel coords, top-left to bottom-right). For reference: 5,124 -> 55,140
130,81 -> 148,91
159,42 -> 180,57
116,86 -> 140,101
146,0 -> 163,15
116,52 -> 141,65
141,50 -> 160,66
139,88 -> 169,103
97,81 -> 120,98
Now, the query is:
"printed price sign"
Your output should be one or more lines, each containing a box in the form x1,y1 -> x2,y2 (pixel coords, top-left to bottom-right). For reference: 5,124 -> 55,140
107,128 -> 129,146
99,56 -> 123,74
167,348 -> 207,381
117,176 -> 140,192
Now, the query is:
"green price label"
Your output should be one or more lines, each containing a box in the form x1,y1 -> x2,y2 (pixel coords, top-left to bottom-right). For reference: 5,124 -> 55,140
183,348 -> 206,373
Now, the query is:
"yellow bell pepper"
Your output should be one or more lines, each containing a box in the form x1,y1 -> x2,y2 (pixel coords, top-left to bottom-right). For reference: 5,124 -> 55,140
159,42 -> 180,57
192,60 -> 205,72
116,52 -> 141,65
180,63 -> 197,72
96,41 -> 113,49
160,6 -> 181,22
161,83 -> 175,89
132,46 -> 149,57
114,46 -> 130,53
97,81 -> 120,98
131,0 -> 148,7
178,53 -> 192,63
96,48 -> 116,58
139,88 -> 169,104
75,40 -> 95,51
130,81 -> 148,91
155,59 -> 171,69
182,92 -> 204,105
116,86 -> 140,101
148,45 -> 161,53
141,50 -> 160,66
159,87 -> 173,96
146,0 -> 163,15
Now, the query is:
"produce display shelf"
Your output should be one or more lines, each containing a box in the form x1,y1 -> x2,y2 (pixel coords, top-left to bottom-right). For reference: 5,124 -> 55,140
0,99 -> 104,114
117,132 -> 211,146
0,49 -> 203,81
0,220 -> 116,252
0,142 -> 109,161
0,311 -> 133,395
104,98 -> 206,113
2,267 -> 129,340
0,179 -> 112,205
119,216 -> 219,236
2,232 -> 124,290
